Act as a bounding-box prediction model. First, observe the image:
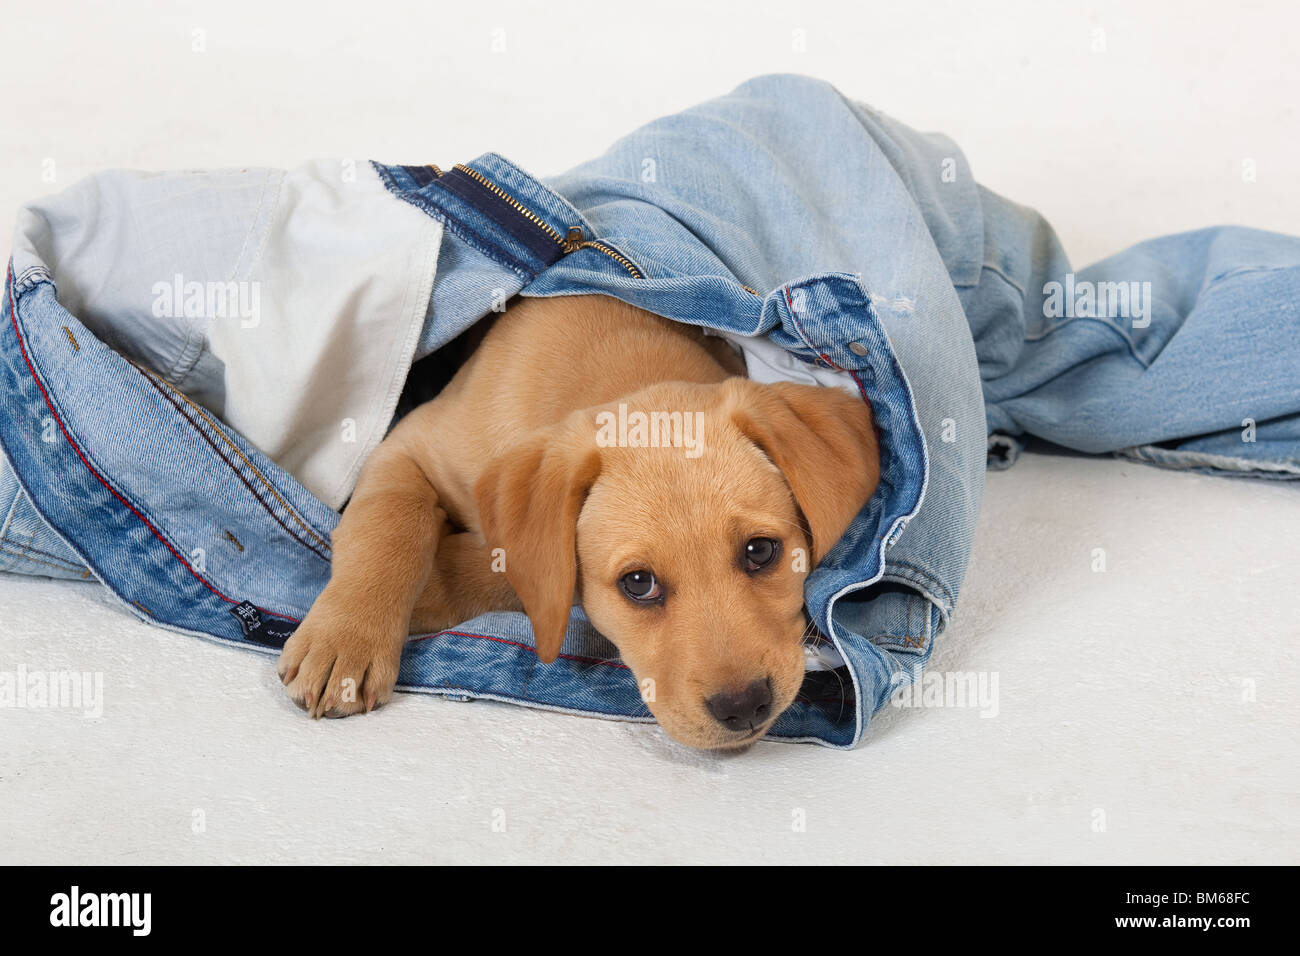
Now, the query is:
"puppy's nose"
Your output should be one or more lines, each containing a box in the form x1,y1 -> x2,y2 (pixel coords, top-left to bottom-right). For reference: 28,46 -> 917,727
706,679 -> 772,731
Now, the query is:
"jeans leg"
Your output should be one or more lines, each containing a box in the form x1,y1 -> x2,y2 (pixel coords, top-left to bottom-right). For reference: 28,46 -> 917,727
976,207 -> 1300,475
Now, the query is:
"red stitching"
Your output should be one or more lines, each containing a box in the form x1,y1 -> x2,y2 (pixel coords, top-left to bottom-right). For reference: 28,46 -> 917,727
5,262 -> 299,623
782,284 -> 844,371
849,369 -> 870,404
410,628 -> 629,669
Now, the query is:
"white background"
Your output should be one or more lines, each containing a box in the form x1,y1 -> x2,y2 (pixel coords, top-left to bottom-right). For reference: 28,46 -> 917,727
1,0 -> 1297,863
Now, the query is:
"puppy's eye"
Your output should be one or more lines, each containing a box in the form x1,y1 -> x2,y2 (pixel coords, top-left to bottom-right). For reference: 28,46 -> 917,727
744,537 -> 780,572
619,570 -> 662,603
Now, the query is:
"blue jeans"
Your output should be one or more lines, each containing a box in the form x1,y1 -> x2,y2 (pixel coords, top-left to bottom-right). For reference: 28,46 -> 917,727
2,75 -> 1296,747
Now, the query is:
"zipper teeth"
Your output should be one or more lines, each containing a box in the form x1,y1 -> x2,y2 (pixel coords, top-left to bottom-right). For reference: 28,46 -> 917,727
572,240 -> 644,279
452,163 -> 566,247
452,162 -> 644,279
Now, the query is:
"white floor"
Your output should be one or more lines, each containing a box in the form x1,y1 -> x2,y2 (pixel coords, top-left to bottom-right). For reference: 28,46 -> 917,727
2,1 -> 1297,864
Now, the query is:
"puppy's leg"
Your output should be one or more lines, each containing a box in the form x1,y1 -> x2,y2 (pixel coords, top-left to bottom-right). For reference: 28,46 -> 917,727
410,531 -> 523,634
278,442 -> 445,718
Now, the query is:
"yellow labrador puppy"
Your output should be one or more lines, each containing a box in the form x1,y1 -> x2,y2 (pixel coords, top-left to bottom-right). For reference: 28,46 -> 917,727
278,294 -> 879,748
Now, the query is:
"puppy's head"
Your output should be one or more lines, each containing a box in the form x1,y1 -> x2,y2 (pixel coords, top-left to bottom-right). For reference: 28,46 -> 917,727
475,378 -> 878,749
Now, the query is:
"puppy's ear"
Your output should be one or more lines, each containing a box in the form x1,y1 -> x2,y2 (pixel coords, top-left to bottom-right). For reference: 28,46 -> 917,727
726,379 -> 879,563
474,420 -> 601,664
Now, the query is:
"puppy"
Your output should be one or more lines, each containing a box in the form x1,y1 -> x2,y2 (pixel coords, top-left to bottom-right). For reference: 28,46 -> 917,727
277,294 -> 880,748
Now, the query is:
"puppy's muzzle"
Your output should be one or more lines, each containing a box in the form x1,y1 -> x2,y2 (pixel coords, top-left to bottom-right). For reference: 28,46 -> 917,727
705,678 -> 773,733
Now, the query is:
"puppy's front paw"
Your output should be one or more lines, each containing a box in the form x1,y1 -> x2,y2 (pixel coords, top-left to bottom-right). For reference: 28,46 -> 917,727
276,609 -> 403,719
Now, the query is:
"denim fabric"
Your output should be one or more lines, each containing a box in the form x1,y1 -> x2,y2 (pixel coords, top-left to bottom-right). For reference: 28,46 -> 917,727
0,459 -> 91,580
2,74 -> 1296,748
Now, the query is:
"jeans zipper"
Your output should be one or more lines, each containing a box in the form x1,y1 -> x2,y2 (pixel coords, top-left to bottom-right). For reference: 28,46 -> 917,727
447,162 -> 644,279
561,227 -> 644,279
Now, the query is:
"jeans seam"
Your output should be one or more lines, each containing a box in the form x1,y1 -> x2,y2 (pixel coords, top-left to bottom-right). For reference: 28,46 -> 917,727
0,544 -> 86,575
1022,315 -> 1151,370
0,533 -> 84,571
1205,264 -> 1293,285
127,359 -> 333,558
978,260 -> 1026,297
881,560 -> 955,615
